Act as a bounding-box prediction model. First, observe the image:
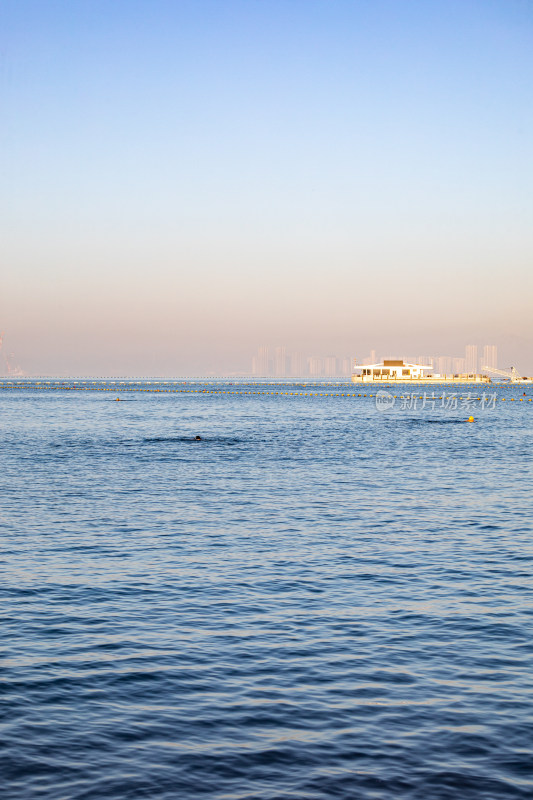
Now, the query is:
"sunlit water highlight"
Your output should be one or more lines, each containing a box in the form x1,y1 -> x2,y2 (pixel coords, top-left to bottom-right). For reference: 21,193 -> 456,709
1,381 -> 532,799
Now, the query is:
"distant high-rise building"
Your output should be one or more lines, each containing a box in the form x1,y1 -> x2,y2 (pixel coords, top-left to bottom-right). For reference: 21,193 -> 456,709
452,357 -> 467,374
252,346 -> 271,376
324,356 -> 337,377
361,349 -> 378,366
465,345 -> 478,373
274,346 -> 287,377
341,357 -> 352,377
482,345 -> 497,370
289,351 -> 305,377
435,356 -> 453,375
307,356 -> 324,377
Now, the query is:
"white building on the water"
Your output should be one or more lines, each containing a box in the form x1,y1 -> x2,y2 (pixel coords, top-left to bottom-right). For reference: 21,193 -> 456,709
353,359 -> 430,382
352,359 -> 490,383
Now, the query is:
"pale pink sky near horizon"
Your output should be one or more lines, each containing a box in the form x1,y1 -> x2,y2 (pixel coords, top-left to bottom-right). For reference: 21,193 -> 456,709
2,1 -> 532,375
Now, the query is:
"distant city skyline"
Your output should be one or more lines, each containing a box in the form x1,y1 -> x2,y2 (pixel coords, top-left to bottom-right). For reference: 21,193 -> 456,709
251,343 -> 501,378
251,346 -> 352,378
1,333 -> 527,378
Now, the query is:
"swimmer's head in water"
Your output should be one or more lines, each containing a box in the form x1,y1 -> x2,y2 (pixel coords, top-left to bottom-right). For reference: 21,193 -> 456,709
195,435 -> 202,440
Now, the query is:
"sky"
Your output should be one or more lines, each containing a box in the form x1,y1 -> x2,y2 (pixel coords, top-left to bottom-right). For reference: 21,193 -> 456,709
1,0 -> 532,375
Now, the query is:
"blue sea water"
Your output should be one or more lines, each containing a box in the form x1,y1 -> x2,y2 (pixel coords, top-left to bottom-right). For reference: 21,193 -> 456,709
1,381 -> 532,800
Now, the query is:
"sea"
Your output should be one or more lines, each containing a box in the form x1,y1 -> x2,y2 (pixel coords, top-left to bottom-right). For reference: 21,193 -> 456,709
1,379 -> 532,800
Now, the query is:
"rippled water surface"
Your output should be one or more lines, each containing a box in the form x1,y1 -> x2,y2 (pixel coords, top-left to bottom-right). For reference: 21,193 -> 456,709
1,382 -> 532,799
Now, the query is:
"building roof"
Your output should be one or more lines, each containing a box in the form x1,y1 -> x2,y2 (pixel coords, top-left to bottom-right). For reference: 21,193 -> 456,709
355,361 -> 432,370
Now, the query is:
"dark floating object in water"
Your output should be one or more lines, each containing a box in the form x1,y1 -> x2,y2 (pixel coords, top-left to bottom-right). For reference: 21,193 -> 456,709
142,435 -> 241,445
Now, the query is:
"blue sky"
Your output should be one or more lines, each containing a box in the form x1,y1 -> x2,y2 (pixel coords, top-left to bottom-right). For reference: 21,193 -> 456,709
1,0 -> 532,374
